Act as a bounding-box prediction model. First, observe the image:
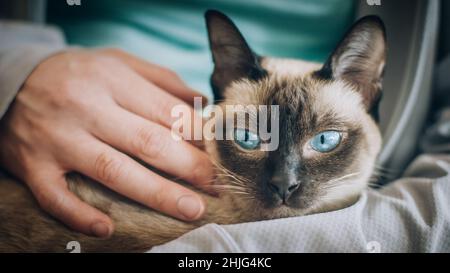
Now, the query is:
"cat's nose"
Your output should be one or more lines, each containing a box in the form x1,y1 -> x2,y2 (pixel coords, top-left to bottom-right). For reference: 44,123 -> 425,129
268,178 -> 300,202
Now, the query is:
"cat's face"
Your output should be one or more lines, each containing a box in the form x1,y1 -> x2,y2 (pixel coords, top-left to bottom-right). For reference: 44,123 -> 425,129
204,11 -> 386,219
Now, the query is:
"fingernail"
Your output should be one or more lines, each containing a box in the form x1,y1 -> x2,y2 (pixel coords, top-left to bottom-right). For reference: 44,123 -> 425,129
177,195 -> 204,220
91,222 -> 111,238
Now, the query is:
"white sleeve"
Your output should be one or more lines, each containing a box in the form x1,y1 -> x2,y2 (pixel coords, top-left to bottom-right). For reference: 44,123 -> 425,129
0,20 -> 67,118
149,155 -> 450,253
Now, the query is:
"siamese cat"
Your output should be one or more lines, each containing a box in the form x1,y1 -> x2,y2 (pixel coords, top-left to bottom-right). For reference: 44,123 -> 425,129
0,10 -> 386,252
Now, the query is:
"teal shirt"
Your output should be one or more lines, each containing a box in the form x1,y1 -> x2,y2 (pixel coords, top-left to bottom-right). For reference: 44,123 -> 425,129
48,0 -> 355,99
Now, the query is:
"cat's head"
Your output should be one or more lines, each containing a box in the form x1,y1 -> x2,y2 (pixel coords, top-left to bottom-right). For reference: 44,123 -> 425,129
204,10 -> 386,219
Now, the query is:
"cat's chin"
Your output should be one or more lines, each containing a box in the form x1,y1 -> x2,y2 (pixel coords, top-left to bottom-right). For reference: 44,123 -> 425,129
255,205 -> 311,220
243,194 -> 361,221
255,198 -> 358,221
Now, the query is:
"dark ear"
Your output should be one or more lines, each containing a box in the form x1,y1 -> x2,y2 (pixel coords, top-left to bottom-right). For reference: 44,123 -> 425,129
315,15 -> 387,120
205,10 -> 267,102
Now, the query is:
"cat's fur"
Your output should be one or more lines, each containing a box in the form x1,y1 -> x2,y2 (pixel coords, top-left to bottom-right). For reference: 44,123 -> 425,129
0,10 -> 386,252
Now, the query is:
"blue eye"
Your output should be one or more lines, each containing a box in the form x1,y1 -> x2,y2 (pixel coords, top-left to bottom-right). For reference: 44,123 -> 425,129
310,131 -> 342,153
234,129 -> 261,150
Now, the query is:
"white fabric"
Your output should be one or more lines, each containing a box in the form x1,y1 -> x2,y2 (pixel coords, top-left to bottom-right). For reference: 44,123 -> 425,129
149,155 -> 450,253
0,20 -> 66,118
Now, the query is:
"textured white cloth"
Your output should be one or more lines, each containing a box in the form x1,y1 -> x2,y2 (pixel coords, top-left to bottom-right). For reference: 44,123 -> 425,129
0,21 -> 66,118
149,155 -> 450,253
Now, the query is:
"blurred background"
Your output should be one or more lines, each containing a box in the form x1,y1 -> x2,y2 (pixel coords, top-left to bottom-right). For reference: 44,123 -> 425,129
1,0 -> 449,182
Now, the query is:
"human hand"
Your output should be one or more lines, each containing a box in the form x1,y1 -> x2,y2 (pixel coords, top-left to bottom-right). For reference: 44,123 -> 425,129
0,48 -> 213,238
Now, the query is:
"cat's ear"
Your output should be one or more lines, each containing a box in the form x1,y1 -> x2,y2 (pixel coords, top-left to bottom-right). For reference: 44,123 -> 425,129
316,16 -> 386,119
205,10 -> 267,101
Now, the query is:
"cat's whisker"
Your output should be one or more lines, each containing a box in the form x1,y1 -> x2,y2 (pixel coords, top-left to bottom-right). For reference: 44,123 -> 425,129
319,172 -> 362,191
211,159 -> 252,186
210,184 -> 248,191
215,174 -> 249,189
211,185 -> 245,191
210,159 -> 233,175
212,186 -> 254,197
209,173 -> 256,195
215,171 -> 246,181
325,172 -> 361,185
220,169 -> 251,184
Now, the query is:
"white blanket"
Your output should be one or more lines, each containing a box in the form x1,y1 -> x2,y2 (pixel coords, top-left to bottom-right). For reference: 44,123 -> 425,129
149,154 -> 450,253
